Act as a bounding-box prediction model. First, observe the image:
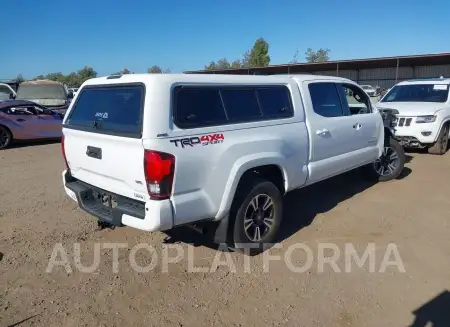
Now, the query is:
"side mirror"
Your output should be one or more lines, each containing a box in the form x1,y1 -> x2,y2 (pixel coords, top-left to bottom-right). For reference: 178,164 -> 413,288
67,91 -> 74,99
9,93 -> 15,99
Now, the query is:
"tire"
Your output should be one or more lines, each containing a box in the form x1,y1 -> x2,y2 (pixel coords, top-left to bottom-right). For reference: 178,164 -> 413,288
366,137 -> 405,182
0,125 -> 12,150
428,123 -> 449,155
229,177 -> 283,255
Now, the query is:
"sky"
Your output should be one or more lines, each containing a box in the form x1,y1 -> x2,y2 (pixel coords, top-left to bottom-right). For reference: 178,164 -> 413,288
2,0 -> 450,79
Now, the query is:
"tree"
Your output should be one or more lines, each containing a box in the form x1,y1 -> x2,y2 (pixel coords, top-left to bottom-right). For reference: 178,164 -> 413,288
247,38 -> 270,68
148,65 -> 163,73
16,74 -> 25,83
205,61 -> 218,70
290,49 -> 300,64
32,66 -> 97,88
121,68 -> 131,74
147,65 -> 170,73
216,58 -> 231,69
204,37 -> 271,70
77,66 -> 97,80
231,60 -> 242,68
240,50 -> 251,68
305,48 -> 330,63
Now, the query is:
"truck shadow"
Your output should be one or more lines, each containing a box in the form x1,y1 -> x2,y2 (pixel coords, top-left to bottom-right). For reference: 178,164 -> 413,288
8,138 -> 61,149
279,169 -> 381,242
409,290 -> 450,327
163,166 -> 412,252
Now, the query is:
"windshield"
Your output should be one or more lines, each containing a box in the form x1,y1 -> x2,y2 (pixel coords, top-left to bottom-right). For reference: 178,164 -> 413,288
381,84 -> 449,103
16,84 -> 67,100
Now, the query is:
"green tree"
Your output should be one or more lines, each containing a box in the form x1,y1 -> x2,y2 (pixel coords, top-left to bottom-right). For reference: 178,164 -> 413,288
205,61 -> 218,70
44,72 -> 66,83
148,65 -> 162,73
240,50 -> 251,68
247,38 -> 270,68
121,68 -> 131,74
231,60 -> 242,68
305,48 -> 330,63
77,66 -> 97,80
147,65 -> 170,73
216,58 -> 231,69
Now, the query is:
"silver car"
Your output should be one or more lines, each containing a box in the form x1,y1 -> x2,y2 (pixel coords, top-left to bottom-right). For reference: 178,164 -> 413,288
0,100 -> 64,149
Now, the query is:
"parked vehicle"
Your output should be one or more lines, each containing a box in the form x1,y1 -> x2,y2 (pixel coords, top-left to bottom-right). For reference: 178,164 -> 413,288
360,84 -> 376,97
0,83 -> 16,102
68,88 -> 79,97
0,100 -> 64,149
15,80 -> 73,111
376,78 -> 450,155
61,74 -> 404,253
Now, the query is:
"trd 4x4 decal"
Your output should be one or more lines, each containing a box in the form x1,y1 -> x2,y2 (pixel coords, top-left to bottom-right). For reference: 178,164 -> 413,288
170,133 -> 224,148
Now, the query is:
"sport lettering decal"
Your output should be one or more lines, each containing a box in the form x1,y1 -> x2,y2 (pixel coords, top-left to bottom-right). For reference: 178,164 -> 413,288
170,133 -> 224,148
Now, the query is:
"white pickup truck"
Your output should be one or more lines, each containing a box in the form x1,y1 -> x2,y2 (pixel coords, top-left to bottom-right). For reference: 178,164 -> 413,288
377,78 -> 450,154
61,74 -> 405,253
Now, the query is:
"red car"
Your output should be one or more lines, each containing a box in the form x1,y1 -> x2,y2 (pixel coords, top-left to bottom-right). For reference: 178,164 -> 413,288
0,100 -> 64,149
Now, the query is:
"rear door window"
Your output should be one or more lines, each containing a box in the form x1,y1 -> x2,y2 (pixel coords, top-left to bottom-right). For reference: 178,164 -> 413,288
308,82 -> 344,118
65,84 -> 144,137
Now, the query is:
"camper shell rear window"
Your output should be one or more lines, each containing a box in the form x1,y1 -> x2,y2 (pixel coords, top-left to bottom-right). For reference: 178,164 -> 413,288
64,83 -> 145,138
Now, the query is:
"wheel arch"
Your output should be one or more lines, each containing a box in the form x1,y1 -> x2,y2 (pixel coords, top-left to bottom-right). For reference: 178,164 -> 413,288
215,154 -> 288,221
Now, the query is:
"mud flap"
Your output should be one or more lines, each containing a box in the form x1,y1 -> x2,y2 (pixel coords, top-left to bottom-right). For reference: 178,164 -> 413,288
211,214 -> 230,244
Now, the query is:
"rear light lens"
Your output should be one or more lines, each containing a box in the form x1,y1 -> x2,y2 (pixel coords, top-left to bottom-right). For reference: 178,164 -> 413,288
144,150 -> 175,200
61,134 -> 70,171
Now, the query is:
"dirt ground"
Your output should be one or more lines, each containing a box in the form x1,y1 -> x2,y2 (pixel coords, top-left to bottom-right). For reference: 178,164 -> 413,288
1,141 -> 450,327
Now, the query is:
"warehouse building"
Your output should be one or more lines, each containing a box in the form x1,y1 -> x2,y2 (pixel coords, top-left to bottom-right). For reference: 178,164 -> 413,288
184,52 -> 450,88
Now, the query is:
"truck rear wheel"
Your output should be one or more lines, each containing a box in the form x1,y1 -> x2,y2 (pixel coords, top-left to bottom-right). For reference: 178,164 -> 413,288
367,137 -> 405,182
230,177 -> 283,255
428,123 -> 449,155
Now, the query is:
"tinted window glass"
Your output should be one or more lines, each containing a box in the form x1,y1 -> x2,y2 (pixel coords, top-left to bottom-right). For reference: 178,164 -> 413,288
309,83 -> 343,118
174,87 -> 226,127
66,85 -> 143,136
221,89 -> 261,121
257,87 -> 292,117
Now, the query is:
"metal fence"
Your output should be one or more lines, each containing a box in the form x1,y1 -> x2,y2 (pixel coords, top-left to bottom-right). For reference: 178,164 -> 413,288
284,64 -> 450,88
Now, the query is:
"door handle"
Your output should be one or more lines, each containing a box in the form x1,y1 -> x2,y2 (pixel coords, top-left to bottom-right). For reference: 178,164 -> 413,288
316,129 -> 329,135
353,123 -> 362,130
16,118 -> 26,122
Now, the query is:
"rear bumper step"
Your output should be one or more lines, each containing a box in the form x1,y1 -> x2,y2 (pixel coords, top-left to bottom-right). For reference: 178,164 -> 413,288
62,170 -> 174,231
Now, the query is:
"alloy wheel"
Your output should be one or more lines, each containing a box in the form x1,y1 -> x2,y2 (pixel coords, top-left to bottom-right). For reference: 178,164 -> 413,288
243,194 -> 275,242
373,147 -> 400,176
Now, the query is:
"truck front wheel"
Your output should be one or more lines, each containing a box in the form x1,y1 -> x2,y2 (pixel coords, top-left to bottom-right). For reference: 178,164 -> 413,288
366,137 -> 405,182
230,177 -> 283,255
427,123 -> 449,155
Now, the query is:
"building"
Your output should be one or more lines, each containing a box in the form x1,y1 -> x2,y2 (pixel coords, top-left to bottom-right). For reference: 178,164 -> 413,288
184,52 -> 450,88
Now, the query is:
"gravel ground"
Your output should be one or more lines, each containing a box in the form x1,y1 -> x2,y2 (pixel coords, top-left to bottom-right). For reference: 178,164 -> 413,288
1,141 -> 450,327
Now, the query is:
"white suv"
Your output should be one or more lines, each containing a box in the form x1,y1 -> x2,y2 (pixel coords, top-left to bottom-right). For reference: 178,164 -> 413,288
377,78 -> 450,154
61,74 -> 404,253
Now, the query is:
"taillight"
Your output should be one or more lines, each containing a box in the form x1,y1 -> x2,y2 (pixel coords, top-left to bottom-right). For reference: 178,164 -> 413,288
144,150 -> 175,200
61,134 -> 70,170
